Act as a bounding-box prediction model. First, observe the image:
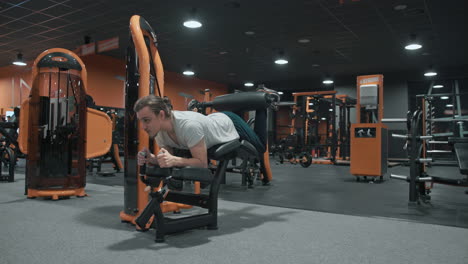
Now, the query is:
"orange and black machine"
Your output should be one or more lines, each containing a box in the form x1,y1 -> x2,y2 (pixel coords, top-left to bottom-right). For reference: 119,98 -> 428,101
120,15 -> 191,226
18,48 -> 113,200
350,74 -> 388,181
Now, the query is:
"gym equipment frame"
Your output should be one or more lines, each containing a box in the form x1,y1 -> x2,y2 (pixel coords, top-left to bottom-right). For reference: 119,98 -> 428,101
17,48 -> 113,200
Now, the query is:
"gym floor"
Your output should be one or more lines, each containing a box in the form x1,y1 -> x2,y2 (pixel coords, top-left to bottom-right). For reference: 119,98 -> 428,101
1,159 -> 467,264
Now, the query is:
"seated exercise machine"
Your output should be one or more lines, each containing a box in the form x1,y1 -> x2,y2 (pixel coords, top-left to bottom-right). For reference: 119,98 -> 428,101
120,16 -> 273,241
391,109 -> 468,204
136,136 -> 260,242
17,48 -> 113,200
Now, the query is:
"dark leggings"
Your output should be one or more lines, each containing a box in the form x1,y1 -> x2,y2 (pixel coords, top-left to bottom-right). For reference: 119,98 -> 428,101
223,110 -> 269,181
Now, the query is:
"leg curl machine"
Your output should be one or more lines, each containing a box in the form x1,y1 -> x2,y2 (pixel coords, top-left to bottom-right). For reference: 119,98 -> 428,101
189,92 -> 276,185
136,91 -> 273,242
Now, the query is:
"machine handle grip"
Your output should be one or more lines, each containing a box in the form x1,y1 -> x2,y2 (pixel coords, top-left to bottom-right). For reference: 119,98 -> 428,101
139,151 -> 147,176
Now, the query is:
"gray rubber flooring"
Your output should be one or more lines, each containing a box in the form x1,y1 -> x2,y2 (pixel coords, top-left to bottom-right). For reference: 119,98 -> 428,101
1,170 -> 468,264
84,159 -> 468,229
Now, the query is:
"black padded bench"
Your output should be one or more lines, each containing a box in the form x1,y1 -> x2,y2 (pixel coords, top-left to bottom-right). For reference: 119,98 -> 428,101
135,139 -> 257,242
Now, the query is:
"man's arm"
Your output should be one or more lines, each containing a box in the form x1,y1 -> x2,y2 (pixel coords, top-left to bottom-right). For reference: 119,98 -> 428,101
157,139 -> 208,168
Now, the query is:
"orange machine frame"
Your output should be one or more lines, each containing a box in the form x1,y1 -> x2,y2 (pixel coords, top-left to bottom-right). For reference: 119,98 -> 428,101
18,48 -> 112,200
290,91 -> 338,164
350,74 -> 388,179
120,15 -> 191,226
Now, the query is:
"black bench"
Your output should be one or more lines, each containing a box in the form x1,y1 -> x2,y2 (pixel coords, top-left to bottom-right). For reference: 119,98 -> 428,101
135,139 -> 257,242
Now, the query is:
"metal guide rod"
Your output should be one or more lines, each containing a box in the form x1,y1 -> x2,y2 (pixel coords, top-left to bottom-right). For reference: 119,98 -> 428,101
427,150 -> 452,154
392,133 -> 408,139
428,141 -> 449,144
418,158 -> 433,163
427,116 -> 468,122
381,118 -> 407,123
390,174 -> 408,180
417,92 -> 468,98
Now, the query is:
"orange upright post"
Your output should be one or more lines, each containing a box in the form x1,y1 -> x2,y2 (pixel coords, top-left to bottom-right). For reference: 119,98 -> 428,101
120,15 -> 191,226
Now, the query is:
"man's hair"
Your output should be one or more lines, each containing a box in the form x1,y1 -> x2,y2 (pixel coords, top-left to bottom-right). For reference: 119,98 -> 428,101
133,95 -> 172,119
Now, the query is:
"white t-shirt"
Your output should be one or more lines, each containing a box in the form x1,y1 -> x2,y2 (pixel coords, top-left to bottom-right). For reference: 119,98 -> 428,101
155,111 -> 239,150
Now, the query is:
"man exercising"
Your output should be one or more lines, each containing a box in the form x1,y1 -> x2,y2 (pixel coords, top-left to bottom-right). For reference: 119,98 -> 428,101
135,94 -> 270,184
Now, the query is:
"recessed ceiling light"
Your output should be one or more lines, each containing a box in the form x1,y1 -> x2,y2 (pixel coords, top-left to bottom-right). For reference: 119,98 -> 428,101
244,31 -> 255,35
183,70 -> 195,76
405,43 -> 422,50
278,91 -> 284,95
275,59 -> 288,65
244,82 -> 254,87
446,104 -> 453,107
183,20 -> 202,28
323,79 -> 334,84
298,38 -> 310,43
394,4 -> 407,11
424,71 -> 437,77
440,96 -> 449,100
433,85 -> 444,88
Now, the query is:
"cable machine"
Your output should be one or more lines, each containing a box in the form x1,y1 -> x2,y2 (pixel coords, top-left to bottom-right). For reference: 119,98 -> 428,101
18,48 -> 112,200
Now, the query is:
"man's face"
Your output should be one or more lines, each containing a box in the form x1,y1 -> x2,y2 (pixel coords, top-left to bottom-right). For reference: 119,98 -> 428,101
136,106 -> 163,138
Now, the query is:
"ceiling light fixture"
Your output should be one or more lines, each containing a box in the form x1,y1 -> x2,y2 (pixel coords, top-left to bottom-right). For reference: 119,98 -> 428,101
12,53 -> 27,66
274,50 -> 288,65
446,104 -> 453,107
183,64 -> 195,76
405,34 -> 422,50
433,85 -> 444,88
278,91 -> 284,95
323,75 -> 334,84
244,82 -> 254,87
440,96 -> 449,100
424,66 -> 437,77
183,8 -> 202,28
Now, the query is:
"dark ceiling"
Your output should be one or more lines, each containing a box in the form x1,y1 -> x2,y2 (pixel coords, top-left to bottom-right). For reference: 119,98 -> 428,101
1,0 -> 467,91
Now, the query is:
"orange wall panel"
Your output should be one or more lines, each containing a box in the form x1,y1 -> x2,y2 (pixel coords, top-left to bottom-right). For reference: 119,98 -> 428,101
0,54 -> 229,112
